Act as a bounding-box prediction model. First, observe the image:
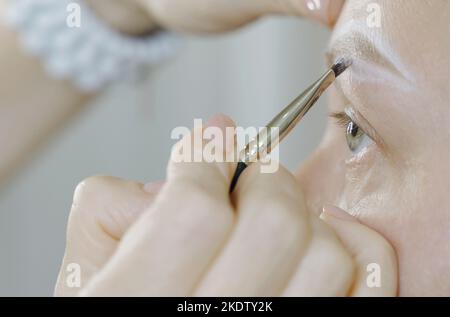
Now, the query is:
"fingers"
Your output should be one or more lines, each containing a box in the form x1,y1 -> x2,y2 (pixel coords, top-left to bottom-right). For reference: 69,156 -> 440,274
143,0 -> 264,33
142,0 -> 345,33
194,163 -> 311,296
81,114 -> 237,296
282,215 -> 355,296
320,205 -> 398,297
166,114 -> 236,199
54,176 -> 160,296
263,0 -> 346,27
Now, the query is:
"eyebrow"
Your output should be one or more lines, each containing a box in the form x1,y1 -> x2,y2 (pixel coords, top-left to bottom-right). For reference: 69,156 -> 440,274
325,24 -> 409,82
324,27 -> 390,146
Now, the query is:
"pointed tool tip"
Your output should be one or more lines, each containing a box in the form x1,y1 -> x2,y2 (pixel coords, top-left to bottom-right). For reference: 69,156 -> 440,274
332,58 -> 352,77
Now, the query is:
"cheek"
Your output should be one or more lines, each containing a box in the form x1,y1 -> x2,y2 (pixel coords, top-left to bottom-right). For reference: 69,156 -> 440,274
295,122 -> 348,214
295,119 -> 450,295
340,147 -> 391,214
342,154 -> 450,296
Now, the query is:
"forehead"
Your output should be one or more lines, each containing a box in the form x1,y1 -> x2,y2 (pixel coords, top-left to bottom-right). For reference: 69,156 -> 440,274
332,0 -> 449,85
327,0 -> 450,148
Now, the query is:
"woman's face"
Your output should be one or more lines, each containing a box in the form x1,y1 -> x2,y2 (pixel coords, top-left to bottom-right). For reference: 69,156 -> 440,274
296,0 -> 450,296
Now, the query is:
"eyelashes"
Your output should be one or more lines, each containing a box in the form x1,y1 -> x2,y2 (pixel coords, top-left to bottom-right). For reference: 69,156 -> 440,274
330,111 -> 374,154
330,111 -> 352,128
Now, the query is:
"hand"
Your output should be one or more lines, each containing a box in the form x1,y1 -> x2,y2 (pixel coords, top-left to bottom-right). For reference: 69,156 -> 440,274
140,0 -> 346,33
55,114 -> 397,296
54,176 -> 163,296
83,0 -> 157,34
85,0 -> 345,35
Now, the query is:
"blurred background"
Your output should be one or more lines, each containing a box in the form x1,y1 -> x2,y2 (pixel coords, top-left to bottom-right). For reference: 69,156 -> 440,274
0,17 -> 330,296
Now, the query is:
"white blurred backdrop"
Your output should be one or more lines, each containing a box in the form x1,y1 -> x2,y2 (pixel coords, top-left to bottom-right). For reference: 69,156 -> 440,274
0,17 -> 330,296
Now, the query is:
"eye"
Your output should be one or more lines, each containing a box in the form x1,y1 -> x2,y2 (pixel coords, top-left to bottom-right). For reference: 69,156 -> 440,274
331,112 -> 374,154
345,120 -> 372,153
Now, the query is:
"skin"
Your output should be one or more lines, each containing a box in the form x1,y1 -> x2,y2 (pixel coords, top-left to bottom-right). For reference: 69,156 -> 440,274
55,115 -> 397,296
56,0 -> 450,296
2,0 -> 446,296
300,0 -> 450,296
0,0 -> 88,182
53,0 -> 450,297
137,0 -> 345,33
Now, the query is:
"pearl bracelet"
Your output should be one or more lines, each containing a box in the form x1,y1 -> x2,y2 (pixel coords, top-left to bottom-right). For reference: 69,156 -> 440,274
4,0 -> 180,92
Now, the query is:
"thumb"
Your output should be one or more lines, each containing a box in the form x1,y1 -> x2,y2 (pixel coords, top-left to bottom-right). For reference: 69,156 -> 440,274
320,205 -> 398,297
54,176 -> 162,296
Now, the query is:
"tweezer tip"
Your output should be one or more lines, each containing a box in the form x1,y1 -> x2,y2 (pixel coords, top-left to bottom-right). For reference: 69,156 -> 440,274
332,58 -> 352,77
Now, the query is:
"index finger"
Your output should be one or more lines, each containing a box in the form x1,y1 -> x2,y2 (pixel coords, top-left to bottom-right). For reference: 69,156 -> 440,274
81,114 -> 238,296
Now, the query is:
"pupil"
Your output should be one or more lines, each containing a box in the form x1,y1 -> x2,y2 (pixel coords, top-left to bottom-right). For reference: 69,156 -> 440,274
347,121 -> 359,137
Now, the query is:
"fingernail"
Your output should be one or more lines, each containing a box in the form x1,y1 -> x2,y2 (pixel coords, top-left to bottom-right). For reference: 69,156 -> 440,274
204,113 -> 235,130
320,204 -> 359,222
144,180 -> 164,194
204,113 -> 236,153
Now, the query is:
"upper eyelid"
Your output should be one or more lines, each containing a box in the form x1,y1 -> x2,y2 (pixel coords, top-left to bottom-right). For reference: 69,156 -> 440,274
330,111 -> 351,127
344,107 -> 377,142
330,108 -> 385,149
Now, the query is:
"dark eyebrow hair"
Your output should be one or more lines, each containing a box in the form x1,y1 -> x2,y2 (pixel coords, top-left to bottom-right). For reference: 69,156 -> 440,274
326,31 -> 375,65
326,30 -> 407,81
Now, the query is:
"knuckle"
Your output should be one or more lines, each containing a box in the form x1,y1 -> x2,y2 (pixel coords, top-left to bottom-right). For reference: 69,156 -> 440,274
70,176 -> 148,240
71,175 -> 118,216
240,164 -> 303,201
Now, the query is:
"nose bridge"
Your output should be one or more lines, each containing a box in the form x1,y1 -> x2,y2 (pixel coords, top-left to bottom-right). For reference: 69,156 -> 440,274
294,144 -> 346,215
